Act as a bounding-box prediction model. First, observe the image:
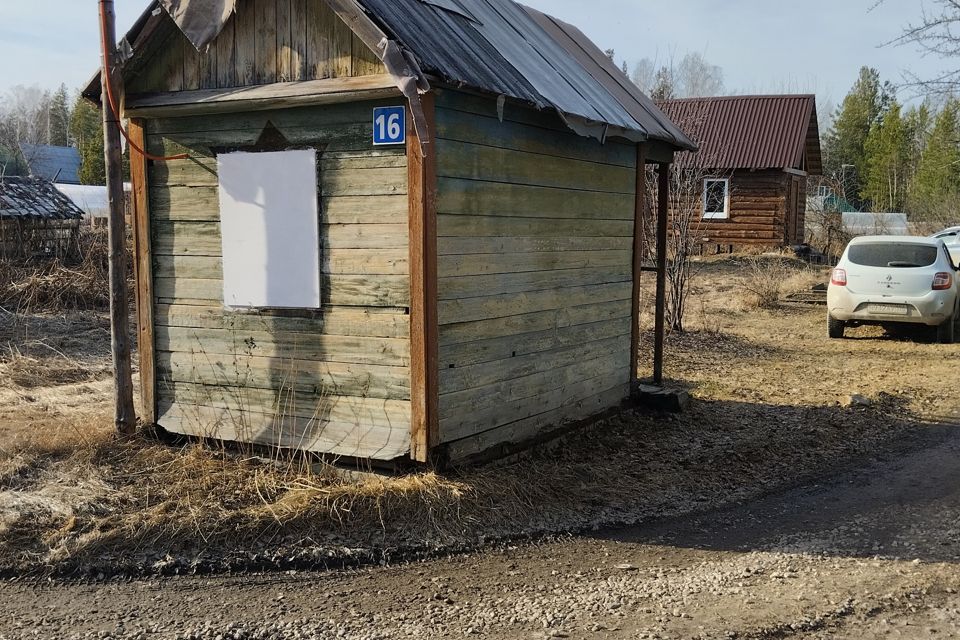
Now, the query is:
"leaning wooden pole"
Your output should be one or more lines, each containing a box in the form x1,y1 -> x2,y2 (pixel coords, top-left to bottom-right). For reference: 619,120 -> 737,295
99,0 -> 137,434
653,164 -> 669,386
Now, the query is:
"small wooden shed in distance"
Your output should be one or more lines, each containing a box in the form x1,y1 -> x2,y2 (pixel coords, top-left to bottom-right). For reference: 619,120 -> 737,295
85,0 -> 695,465
657,95 -> 822,250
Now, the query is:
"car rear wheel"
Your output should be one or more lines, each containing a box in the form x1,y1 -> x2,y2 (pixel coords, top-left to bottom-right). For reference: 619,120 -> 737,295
828,315 -> 846,339
937,314 -> 956,344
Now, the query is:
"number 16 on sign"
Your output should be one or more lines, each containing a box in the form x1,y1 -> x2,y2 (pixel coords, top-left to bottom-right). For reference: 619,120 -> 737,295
373,106 -> 406,146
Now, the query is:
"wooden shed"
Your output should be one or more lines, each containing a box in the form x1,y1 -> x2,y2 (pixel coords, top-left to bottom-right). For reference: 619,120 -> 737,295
0,177 -> 84,259
658,95 -> 822,250
85,0 -> 695,464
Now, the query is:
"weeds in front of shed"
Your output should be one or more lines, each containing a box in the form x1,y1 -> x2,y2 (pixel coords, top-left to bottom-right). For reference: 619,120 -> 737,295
695,298 -> 726,338
739,254 -> 821,309
0,418 -> 474,573
0,227 -> 124,314
0,306 -> 113,390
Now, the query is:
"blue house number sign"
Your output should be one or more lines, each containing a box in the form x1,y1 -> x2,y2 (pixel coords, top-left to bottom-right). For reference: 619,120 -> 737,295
373,106 -> 406,146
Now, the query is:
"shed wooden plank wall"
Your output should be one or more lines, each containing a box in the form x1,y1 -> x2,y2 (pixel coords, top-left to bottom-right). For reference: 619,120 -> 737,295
144,100 -> 412,460
697,169 -> 791,247
126,0 -> 386,95
434,90 -> 636,460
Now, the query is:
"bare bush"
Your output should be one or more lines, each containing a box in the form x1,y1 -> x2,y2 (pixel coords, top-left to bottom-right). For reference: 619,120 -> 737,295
644,104 -> 731,333
907,191 -> 960,235
739,255 -> 810,309
0,227 -> 118,313
805,175 -> 850,261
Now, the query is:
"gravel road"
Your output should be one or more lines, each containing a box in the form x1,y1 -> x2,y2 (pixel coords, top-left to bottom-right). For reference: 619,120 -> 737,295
3,424 -> 960,640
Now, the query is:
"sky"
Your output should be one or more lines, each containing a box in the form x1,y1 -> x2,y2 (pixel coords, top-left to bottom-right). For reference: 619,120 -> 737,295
0,0 -> 952,112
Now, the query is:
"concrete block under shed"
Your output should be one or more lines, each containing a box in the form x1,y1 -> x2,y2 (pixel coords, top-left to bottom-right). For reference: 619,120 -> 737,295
634,385 -> 691,413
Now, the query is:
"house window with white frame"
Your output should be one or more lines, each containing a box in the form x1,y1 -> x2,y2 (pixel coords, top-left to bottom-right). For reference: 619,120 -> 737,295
703,178 -> 730,220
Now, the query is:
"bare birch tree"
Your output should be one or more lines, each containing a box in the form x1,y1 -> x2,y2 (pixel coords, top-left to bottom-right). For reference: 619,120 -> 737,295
644,108 -> 729,332
884,0 -> 960,95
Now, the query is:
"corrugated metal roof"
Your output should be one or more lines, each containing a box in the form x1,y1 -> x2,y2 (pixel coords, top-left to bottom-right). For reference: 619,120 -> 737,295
359,0 -> 695,149
0,177 -> 86,221
656,95 -> 821,173
90,0 -> 695,151
19,144 -> 82,185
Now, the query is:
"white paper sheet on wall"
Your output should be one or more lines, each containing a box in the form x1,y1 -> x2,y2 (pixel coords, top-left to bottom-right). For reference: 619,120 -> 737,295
217,149 -> 321,309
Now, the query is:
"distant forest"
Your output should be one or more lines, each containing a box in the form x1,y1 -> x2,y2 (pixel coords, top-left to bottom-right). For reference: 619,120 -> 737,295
0,85 -> 105,184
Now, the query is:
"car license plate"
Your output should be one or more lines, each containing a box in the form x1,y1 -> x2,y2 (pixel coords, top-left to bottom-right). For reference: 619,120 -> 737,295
868,304 -> 908,315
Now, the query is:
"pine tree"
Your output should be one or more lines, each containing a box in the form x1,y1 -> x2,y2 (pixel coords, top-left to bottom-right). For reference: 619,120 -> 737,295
48,85 -> 71,147
910,100 -> 960,217
863,101 -> 908,212
651,67 -> 675,100
901,102 -> 933,212
823,67 -> 889,207
903,102 -> 933,166
69,93 -> 105,185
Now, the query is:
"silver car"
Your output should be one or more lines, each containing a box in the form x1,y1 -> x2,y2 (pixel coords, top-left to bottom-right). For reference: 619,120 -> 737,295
827,236 -> 960,343
932,226 -> 960,241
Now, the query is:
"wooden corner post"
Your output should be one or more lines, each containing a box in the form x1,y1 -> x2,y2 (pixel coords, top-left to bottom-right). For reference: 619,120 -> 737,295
128,119 -> 157,425
408,92 -> 438,463
653,163 -> 670,386
630,145 -> 647,389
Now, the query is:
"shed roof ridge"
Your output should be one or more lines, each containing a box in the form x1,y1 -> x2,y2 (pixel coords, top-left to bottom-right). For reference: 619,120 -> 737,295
85,0 -> 696,152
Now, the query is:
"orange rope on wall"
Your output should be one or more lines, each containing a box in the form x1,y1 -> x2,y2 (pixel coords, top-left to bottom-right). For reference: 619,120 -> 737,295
99,0 -> 190,162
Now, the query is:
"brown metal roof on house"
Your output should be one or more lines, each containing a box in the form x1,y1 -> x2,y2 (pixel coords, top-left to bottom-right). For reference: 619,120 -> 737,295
657,95 -> 822,174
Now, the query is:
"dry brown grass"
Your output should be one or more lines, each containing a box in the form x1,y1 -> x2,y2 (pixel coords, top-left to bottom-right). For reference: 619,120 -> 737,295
1,352 -> 98,389
738,254 -> 820,309
0,228 -> 117,314
0,311 -> 111,390
0,385 -> 927,577
0,423 -> 480,572
0,258 -> 953,578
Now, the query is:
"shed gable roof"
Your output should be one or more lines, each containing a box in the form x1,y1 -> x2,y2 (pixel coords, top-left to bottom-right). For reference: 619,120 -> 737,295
89,0 -> 695,152
0,177 -> 86,221
656,95 -> 822,174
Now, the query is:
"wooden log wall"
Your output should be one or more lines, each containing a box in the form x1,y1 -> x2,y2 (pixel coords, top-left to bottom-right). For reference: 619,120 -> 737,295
433,90 -> 637,460
795,175 -> 808,246
144,100 -> 412,460
697,169 -> 791,248
126,0 -> 386,95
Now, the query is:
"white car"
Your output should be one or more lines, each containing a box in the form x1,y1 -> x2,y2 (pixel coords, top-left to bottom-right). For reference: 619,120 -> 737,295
934,228 -> 960,267
827,236 -> 960,343
932,226 -> 960,241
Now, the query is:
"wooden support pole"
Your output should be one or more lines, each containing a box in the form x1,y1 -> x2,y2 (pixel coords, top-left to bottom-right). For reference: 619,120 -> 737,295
407,92 -> 438,463
630,145 -> 647,389
99,0 -> 137,434
653,163 -> 669,386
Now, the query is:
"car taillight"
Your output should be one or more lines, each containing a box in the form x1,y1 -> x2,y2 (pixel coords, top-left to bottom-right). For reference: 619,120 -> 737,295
831,268 -> 847,286
933,272 -> 953,290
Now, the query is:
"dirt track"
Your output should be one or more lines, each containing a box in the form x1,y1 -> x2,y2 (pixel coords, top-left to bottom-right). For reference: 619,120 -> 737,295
2,421 -> 960,639
3,260 -> 960,638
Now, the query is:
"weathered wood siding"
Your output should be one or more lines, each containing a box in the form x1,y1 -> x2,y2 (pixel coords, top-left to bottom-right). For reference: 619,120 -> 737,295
127,0 -> 386,95
698,169 -> 791,248
145,100 -> 411,460
434,90 -> 636,459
